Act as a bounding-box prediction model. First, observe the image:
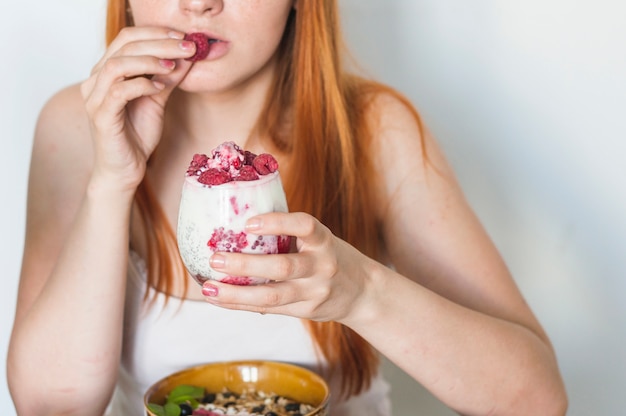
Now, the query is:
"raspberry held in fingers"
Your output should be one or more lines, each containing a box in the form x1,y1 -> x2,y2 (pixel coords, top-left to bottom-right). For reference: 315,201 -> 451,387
184,32 -> 211,62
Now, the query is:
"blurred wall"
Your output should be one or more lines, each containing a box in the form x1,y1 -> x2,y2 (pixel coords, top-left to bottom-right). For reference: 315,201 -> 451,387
2,1 -> 625,414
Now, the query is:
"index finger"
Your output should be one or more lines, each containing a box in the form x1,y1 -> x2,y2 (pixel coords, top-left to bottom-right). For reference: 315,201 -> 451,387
91,26 -> 185,75
246,212 -> 331,247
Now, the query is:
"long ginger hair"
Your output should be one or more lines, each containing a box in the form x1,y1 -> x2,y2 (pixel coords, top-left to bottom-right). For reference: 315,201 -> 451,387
106,0 -> 424,397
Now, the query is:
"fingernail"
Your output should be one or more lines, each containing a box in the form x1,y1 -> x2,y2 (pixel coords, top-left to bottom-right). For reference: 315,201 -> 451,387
159,59 -> 176,69
202,284 -> 219,297
210,254 -> 226,268
179,40 -> 195,51
246,218 -> 262,231
168,31 -> 185,39
152,81 -> 165,90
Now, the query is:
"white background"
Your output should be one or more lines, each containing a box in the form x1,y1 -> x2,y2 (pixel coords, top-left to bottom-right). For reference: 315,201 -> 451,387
2,1 -> 625,414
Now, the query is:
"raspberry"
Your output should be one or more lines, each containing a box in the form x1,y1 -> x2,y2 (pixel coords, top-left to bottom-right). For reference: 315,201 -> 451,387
186,153 -> 209,176
207,227 -> 248,252
184,32 -> 211,62
243,150 -> 257,166
198,168 -> 232,185
277,235 -> 292,254
220,276 -> 255,286
252,153 -> 279,175
236,165 -> 259,181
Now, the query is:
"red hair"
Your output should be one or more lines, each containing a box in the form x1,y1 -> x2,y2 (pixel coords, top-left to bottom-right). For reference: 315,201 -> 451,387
106,0 -> 424,398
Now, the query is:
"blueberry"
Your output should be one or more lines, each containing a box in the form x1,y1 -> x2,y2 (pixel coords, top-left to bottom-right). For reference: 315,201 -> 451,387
202,393 -> 216,403
179,403 -> 193,416
285,403 -> 301,411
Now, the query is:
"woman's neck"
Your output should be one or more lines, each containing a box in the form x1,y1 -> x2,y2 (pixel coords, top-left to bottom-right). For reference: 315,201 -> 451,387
164,60 -> 277,149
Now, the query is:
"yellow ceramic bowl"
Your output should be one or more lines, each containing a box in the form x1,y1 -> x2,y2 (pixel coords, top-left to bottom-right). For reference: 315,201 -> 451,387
144,360 -> 330,416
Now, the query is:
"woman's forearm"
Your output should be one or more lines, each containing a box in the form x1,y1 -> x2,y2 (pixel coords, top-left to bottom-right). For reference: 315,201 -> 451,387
8,181 -> 135,416
345,262 -> 567,416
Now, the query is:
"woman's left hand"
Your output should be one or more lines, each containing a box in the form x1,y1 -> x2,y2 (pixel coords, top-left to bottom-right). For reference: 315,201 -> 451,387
201,212 -> 375,323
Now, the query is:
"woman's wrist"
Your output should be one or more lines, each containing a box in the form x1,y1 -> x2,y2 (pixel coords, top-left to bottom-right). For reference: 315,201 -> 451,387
86,173 -> 139,205
340,258 -> 390,330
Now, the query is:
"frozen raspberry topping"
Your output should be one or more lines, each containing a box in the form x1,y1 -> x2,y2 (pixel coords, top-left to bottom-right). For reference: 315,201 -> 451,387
187,141 -> 279,186
198,168 -> 232,186
236,165 -> 259,181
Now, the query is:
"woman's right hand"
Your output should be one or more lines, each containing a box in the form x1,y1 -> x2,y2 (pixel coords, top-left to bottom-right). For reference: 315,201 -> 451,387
80,27 -> 196,192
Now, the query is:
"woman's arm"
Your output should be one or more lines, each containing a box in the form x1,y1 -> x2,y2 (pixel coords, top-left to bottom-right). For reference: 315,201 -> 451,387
7,86 -> 135,415
346,93 -> 568,415
198,93 -> 568,415
8,27 -> 194,416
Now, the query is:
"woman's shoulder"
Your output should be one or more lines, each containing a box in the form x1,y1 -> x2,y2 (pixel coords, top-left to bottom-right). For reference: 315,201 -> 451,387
29,83 -> 94,201
354,79 -> 457,215
348,77 -> 425,144
36,83 -> 89,138
350,78 -> 428,165
33,83 -> 93,170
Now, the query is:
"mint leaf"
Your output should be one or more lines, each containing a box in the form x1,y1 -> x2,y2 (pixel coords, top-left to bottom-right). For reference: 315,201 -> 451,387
147,403 -> 166,416
167,385 -> 205,403
164,402 -> 181,416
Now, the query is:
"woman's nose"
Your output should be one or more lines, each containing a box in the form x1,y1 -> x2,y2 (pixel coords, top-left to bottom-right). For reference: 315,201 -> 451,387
179,0 -> 223,15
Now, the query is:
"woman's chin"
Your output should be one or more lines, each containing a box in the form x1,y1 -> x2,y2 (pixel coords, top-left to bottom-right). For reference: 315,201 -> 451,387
176,71 -> 224,93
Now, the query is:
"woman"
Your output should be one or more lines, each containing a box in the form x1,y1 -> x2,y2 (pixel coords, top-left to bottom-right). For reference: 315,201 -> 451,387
7,0 -> 567,415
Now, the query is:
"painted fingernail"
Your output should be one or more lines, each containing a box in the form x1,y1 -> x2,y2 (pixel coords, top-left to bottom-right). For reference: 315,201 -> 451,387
179,40 -> 195,51
159,59 -> 175,69
245,218 -> 262,231
210,254 -> 226,268
202,284 -> 219,297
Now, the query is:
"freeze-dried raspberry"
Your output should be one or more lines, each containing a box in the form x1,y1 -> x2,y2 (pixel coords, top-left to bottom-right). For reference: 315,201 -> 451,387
198,168 -> 232,185
252,153 -> 279,175
193,409 -> 223,416
243,150 -> 257,166
186,153 -> 209,176
207,227 -> 248,252
236,165 -> 259,181
184,32 -> 211,62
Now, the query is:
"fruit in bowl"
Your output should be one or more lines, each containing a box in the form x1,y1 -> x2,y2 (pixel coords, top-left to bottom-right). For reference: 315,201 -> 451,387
144,361 -> 330,416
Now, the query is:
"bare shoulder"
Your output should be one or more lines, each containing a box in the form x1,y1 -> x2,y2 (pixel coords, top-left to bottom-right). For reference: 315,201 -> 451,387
31,83 -> 93,207
365,89 -> 543,334
26,83 -> 93,238
16,84 -> 94,320
364,89 -> 458,215
27,82 -> 94,246
35,83 -> 91,156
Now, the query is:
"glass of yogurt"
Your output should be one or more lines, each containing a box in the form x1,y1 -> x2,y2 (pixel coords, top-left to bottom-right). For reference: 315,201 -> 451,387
177,142 -> 290,286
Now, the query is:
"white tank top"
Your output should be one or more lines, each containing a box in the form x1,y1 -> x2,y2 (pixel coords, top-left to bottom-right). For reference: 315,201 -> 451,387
105,252 -> 392,415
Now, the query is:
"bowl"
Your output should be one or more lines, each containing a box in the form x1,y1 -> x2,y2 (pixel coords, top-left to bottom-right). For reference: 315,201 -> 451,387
144,360 -> 330,416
